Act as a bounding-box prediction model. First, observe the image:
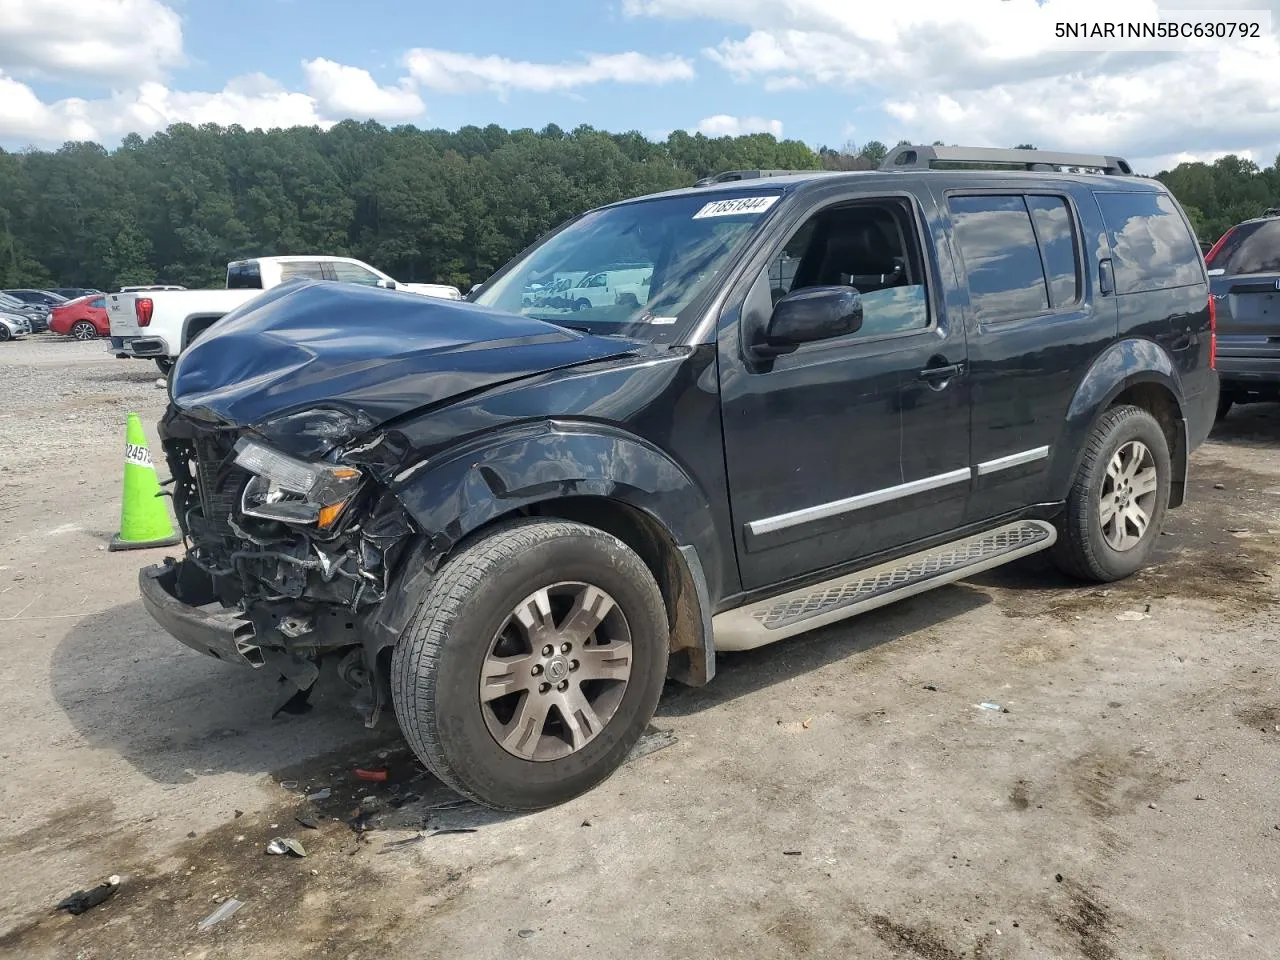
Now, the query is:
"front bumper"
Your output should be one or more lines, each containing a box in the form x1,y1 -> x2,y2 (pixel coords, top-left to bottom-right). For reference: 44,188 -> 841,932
140,560 -> 265,667
109,335 -> 169,358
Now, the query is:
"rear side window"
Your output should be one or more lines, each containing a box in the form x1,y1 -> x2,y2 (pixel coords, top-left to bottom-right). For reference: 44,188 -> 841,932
948,195 -> 1049,321
1209,219 -> 1280,275
1094,192 -> 1203,294
1026,196 -> 1081,307
226,262 -> 262,289
90,297 -> 106,308
279,261 -> 326,281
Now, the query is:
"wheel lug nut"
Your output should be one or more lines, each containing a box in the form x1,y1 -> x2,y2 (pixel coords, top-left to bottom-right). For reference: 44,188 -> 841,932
557,680 -> 569,691
531,664 -> 542,676
570,659 -> 579,671
561,642 -> 571,653
539,683 -> 550,694
542,645 -> 553,656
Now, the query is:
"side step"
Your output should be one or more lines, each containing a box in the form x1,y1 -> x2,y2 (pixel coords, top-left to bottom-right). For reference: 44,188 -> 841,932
713,520 -> 1057,651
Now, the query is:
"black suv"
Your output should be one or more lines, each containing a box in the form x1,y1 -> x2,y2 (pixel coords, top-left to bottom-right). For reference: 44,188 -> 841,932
1205,209 -> 1280,417
139,145 -> 1217,811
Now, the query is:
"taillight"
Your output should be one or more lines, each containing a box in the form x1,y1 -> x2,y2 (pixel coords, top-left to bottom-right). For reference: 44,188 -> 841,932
1204,227 -> 1233,267
1208,294 -> 1217,370
135,298 -> 153,327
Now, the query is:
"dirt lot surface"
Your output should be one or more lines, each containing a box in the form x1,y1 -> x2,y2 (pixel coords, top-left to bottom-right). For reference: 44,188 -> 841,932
1,336 -> 1278,960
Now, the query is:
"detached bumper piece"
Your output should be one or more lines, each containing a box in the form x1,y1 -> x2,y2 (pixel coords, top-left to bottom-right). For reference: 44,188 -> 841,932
139,559 -> 264,667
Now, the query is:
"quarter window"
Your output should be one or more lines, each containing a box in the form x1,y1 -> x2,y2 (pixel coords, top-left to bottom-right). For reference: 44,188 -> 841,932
1094,192 -> 1203,294
1026,196 -> 1082,307
90,297 -> 106,309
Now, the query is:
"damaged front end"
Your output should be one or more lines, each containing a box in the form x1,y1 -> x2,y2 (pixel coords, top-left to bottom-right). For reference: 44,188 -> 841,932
140,406 -> 422,726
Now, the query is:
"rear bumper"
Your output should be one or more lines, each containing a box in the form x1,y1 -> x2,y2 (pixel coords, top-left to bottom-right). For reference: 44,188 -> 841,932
109,335 -> 169,358
1216,354 -> 1280,388
139,560 -> 265,667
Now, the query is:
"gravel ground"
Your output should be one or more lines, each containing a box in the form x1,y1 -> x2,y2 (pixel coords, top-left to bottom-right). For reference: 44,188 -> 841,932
1,335 -> 1278,960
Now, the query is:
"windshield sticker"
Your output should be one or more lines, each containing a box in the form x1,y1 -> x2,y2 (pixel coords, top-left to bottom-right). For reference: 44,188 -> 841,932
692,196 -> 780,219
649,316 -> 678,325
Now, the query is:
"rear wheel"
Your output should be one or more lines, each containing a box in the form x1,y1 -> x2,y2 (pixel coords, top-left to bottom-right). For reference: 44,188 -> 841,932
155,357 -> 173,375
71,321 -> 98,341
0,326 -> 10,343
391,519 -> 669,811
1216,393 -> 1233,422
1051,404 -> 1171,582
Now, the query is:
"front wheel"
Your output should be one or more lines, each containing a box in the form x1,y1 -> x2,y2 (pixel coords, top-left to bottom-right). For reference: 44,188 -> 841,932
391,519 -> 669,812
1051,404 -> 1171,582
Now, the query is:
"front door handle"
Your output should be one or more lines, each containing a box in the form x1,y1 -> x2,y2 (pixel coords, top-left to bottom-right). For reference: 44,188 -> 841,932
918,361 -> 966,383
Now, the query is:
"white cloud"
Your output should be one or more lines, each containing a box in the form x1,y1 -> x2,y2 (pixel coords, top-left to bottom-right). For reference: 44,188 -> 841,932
0,70 -> 327,146
696,114 -> 783,137
629,0 -> 1280,170
302,58 -> 425,121
404,48 -> 694,95
0,0 -> 184,82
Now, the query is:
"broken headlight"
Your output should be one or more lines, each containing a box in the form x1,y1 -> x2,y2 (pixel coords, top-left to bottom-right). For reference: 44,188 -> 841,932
234,437 -> 363,530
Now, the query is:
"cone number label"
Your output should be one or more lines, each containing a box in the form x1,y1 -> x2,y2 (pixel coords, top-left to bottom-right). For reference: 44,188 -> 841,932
125,441 -> 154,469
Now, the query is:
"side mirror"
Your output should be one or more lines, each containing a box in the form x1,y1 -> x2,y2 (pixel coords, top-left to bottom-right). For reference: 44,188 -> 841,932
757,286 -> 864,357
377,278 -> 397,290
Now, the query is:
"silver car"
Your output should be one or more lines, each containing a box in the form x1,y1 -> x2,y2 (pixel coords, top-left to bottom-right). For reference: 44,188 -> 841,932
0,313 -> 31,341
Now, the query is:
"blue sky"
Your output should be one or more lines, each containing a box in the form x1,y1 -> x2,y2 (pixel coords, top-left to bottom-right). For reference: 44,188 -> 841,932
2,0 -> 1279,172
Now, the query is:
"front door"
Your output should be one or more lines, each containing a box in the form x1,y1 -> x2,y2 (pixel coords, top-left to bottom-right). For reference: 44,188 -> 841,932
719,190 -> 972,592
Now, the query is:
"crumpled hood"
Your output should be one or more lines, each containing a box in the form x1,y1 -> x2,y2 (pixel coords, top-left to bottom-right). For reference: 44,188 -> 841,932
170,279 -> 641,430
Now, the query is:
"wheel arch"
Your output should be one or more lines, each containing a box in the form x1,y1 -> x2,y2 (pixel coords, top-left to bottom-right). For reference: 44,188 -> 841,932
1059,339 -> 1189,508
181,312 -> 229,350
384,421 -> 722,686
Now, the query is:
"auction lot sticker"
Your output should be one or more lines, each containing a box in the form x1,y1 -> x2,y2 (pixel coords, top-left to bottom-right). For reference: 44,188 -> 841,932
693,196 -> 780,219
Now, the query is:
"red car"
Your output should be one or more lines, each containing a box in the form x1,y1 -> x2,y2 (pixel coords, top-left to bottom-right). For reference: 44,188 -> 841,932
49,295 -> 109,340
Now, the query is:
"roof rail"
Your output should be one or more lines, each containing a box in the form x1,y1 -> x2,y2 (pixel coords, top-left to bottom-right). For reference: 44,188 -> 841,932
1263,207 -> 1280,218
880,144 -> 1134,176
694,169 -> 817,187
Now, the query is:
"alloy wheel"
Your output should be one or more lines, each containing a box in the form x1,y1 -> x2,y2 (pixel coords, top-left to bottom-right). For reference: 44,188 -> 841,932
1099,440 -> 1158,551
479,581 -> 633,762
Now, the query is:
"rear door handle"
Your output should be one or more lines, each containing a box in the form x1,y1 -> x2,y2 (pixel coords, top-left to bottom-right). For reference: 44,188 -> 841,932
1099,258 -> 1115,296
918,362 -> 965,383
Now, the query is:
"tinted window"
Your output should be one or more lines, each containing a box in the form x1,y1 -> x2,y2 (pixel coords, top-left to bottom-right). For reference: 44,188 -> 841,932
90,297 -> 106,308
761,199 -> 930,341
226,262 -> 262,289
1210,219 -> 1280,275
948,195 -> 1049,321
1027,196 -> 1081,307
280,261 -> 326,281
330,261 -> 382,285
1095,192 -> 1203,294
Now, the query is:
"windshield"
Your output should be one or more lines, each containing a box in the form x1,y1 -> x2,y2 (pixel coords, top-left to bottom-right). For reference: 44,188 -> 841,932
0,293 -> 22,309
472,191 -> 783,341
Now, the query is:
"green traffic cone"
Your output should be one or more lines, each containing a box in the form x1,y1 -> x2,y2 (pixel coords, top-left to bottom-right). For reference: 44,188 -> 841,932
109,412 -> 181,551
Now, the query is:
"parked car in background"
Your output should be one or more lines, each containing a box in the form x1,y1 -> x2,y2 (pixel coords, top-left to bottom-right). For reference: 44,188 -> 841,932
49,294 -> 109,340
0,292 -> 50,331
121,285 -> 187,292
2,289 -> 67,308
51,287 -> 101,299
109,255 -> 463,373
0,312 -> 30,341
139,145 -> 1217,812
1205,209 -> 1280,418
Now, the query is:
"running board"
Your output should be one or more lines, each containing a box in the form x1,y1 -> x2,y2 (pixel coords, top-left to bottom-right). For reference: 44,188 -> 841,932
713,520 -> 1057,651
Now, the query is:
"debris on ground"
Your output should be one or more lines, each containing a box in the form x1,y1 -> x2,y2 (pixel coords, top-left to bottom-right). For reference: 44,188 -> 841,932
1116,610 -> 1151,622
802,717 -> 813,729
55,875 -> 121,915
265,838 -> 307,857
197,898 -> 245,931
381,835 -> 426,852
306,788 -> 331,801
625,727 -> 678,764
280,780 -> 299,790
354,768 -> 388,782
432,828 -> 478,836
923,684 -> 938,691
978,702 -> 1003,712
387,793 -> 421,809
518,929 -> 536,939
782,850 -> 801,856
295,815 -> 320,830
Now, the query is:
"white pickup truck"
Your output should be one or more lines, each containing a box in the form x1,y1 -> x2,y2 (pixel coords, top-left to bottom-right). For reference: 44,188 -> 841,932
108,255 -> 462,373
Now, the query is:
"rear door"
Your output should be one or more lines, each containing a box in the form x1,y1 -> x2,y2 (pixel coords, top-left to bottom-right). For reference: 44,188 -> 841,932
1207,218 -> 1280,363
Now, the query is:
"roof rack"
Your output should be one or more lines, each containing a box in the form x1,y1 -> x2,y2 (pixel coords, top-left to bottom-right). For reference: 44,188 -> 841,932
694,169 -> 818,187
880,144 -> 1134,176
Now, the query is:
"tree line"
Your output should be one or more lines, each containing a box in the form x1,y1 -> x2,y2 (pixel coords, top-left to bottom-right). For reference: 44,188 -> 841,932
1,122 -> 1277,293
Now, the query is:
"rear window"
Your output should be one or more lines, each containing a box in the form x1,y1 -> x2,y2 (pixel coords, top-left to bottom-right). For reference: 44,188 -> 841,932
226,262 -> 263,289
1094,192 -> 1203,295
1208,219 -> 1280,275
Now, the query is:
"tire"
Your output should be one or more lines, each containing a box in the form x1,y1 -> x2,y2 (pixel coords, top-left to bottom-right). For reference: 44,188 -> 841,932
155,357 -> 173,375
71,321 -> 98,341
391,518 -> 669,811
1051,404 -> 1171,583
1216,394 -> 1233,422
0,326 -> 9,343
573,298 -> 591,312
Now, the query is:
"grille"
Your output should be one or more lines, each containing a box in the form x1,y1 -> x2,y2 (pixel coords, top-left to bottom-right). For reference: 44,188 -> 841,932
752,524 -> 1050,630
193,438 -> 248,539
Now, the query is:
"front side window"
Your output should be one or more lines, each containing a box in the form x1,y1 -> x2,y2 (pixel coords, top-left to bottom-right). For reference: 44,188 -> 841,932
329,261 -> 383,286
1095,191 -> 1204,294
949,194 -> 1051,322
760,198 -> 931,342
473,191 -> 783,341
